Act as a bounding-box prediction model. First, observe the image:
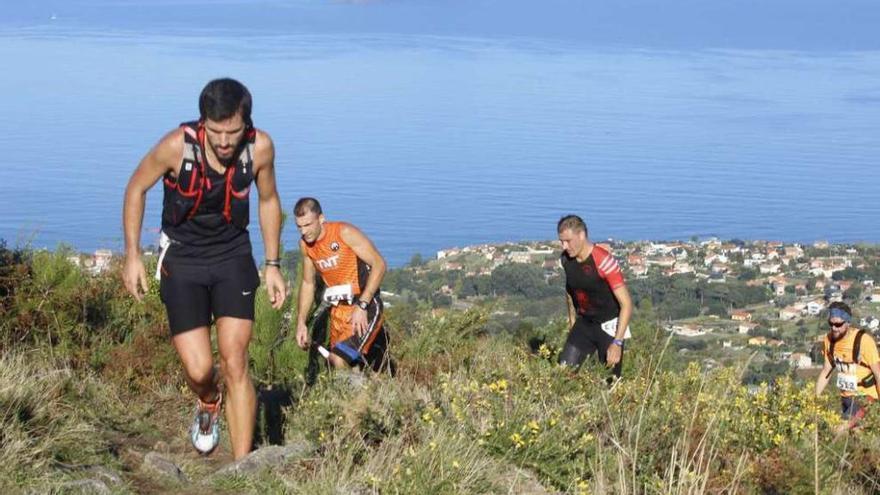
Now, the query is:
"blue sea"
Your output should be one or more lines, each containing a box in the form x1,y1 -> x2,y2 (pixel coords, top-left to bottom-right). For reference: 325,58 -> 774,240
2,1 -> 879,265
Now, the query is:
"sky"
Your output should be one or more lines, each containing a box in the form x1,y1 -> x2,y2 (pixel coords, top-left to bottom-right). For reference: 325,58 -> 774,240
4,0 -> 880,52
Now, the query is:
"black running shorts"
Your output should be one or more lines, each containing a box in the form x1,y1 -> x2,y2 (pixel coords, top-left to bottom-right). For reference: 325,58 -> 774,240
558,317 -> 623,377
159,255 -> 261,336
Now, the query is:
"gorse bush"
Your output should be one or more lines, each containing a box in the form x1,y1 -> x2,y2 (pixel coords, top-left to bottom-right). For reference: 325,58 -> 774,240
1,247 -> 166,371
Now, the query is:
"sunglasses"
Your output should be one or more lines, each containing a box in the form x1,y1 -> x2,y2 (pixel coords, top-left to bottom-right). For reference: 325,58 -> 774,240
828,320 -> 848,328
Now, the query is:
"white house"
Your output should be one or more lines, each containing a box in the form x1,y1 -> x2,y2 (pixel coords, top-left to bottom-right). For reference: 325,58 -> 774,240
787,353 -> 813,369
806,301 -> 825,316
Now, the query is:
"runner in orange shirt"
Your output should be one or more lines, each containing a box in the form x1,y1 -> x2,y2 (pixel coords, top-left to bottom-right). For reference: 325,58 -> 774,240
293,197 -> 390,370
816,302 -> 880,430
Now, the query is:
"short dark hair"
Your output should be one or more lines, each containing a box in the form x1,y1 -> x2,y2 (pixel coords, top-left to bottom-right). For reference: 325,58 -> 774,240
557,214 -> 587,236
199,78 -> 253,127
294,197 -> 322,217
828,301 -> 852,317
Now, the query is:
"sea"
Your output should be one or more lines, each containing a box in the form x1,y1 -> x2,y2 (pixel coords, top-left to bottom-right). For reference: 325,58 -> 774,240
2,1 -> 879,266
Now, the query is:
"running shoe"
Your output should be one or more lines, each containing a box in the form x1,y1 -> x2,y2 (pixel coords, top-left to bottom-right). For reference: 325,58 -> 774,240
190,393 -> 222,455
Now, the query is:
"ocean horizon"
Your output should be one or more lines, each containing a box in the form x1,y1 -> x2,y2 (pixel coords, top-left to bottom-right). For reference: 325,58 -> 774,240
2,2 -> 879,266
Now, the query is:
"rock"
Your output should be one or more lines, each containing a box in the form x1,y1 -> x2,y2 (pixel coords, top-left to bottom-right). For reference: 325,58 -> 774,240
212,440 -> 316,478
56,479 -> 111,494
122,447 -> 145,466
504,467 -> 557,495
141,452 -> 188,483
87,466 -> 124,487
152,440 -> 171,453
338,370 -> 367,390
334,485 -> 371,495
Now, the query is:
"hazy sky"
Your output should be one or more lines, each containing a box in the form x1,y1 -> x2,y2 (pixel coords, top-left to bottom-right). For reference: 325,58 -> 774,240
5,0 -> 880,51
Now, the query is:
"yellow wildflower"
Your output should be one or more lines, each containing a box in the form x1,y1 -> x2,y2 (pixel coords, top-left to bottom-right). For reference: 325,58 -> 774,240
538,344 -> 552,359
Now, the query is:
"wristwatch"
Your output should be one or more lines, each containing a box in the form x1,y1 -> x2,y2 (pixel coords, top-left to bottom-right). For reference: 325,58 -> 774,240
356,299 -> 370,311
612,339 -> 624,347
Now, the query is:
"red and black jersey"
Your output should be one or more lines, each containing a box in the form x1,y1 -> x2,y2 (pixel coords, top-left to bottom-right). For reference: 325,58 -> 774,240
562,245 -> 626,323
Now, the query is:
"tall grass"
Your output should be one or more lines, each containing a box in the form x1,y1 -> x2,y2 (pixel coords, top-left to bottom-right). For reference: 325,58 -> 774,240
0,352 -> 125,490
4,245 -> 880,493
263,308 -> 878,494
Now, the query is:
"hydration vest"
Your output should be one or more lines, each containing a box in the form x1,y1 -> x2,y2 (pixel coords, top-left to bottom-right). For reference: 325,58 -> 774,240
825,329 -> 876,388
161,121 -> 255,230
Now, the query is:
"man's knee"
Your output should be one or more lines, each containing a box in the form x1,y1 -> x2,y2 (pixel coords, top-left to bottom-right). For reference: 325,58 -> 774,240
182,360 -> 215,386
558,343 -> 586,369
328,354 -> 350,369
220,353 -> 250,382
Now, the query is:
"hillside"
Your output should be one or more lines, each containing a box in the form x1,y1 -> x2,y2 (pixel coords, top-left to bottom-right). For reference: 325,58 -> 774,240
2,244 -> 880,494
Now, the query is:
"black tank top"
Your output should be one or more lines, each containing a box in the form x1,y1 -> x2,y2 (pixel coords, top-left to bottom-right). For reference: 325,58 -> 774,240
164,165 -> 252,263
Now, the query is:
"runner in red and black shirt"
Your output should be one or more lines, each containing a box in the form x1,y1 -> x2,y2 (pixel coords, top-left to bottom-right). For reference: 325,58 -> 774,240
557,215 -> 633,377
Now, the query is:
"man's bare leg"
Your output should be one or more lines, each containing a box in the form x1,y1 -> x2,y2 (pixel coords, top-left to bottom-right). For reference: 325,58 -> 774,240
217,317 -> 256,460
171,326 -> 219,403
328,354 -> 351,369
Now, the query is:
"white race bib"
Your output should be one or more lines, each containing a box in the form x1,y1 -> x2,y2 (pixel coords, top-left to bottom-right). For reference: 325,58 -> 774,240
836,372 -> 858,392
322,284 -> 354,306
154,231 -> 172,281
600,317 -> 632,339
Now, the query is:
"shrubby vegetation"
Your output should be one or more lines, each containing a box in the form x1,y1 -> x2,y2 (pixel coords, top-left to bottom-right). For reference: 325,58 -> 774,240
384,263 -> 563,302
628,273 -> 769,321
2,245 -> 880,493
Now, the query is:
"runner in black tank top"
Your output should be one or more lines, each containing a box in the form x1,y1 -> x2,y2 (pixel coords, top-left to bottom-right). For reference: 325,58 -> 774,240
556,215 -> 633,378
122,79 -> 287,461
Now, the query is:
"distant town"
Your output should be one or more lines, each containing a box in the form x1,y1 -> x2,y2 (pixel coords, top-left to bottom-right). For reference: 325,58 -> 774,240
387,238 -> 880,376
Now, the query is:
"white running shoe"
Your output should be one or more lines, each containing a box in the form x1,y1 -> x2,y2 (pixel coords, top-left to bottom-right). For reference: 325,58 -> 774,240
190,393 -> 222,455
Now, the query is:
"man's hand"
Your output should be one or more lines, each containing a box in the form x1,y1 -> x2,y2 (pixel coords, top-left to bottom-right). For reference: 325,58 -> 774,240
122,255 -> 149,301
265,266 -> 286,309
349,306 -> 368,337
606,342 -> 622,367
295,321 -> 310,350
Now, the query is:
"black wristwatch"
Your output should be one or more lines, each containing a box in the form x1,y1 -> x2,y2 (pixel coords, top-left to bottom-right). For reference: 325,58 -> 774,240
356,299 -> 370,310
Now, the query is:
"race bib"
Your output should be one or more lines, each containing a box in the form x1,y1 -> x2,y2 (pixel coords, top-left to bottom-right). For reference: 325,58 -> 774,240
322,284 -> 354,306
154,231 -> 173,281
836,372 -> 858,392
600,317 -> 632,339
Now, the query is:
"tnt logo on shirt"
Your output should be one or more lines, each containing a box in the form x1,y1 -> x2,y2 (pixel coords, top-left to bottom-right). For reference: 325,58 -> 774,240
316,255 -> 339,270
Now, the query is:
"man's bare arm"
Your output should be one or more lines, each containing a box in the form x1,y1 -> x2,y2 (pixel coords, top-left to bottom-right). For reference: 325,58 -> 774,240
815,352 -> 833,397
123,129 -> 182,256
296,243 -> 317,327
340,223 -> 386,303
565,294 -> 576,328
121,128 -> 182,299
295,243 -> 317,349
253,131 -> 282,263
611,285 -> 633,341
253,131 -> 286,309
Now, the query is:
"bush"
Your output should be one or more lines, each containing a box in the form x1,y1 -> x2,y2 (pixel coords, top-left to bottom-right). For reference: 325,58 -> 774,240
1,248 -> 166,371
